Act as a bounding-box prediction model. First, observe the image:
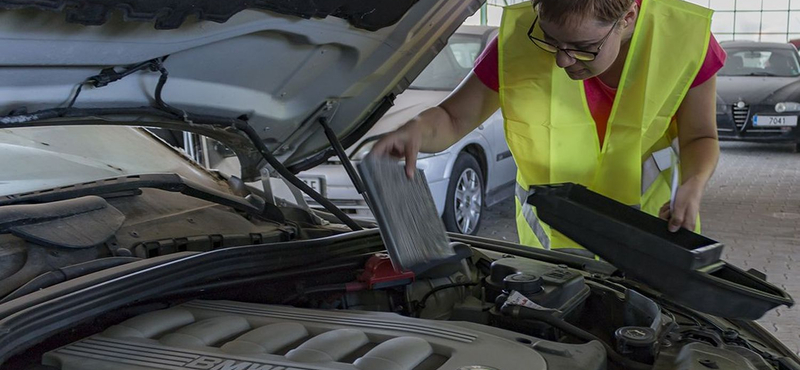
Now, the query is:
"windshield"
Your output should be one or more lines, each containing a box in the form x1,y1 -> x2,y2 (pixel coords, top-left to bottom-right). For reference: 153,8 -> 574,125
719,48 -> 800,77
409,34 -> 484,90
0,126 -> 222,197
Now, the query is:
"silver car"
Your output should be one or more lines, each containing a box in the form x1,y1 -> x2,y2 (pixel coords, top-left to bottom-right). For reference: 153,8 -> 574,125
298,25 -> 516,235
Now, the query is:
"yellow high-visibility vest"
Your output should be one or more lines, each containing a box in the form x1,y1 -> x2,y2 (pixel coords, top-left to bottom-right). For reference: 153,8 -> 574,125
499,0 -> 712,251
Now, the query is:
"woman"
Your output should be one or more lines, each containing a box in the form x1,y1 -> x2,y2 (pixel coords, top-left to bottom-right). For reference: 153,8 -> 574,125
371,0 -> 726,253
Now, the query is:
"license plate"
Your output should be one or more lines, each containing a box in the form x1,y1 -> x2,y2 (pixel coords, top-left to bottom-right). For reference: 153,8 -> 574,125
753,115 -> 798,127
300,177 -> 324,195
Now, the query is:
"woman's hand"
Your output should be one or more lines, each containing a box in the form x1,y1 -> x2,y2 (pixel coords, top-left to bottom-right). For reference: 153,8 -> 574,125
659,176 -> 705,232
370,122 -> 424,178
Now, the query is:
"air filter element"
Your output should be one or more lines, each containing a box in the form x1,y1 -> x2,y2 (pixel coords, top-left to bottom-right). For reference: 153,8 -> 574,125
357,155 -> 457,274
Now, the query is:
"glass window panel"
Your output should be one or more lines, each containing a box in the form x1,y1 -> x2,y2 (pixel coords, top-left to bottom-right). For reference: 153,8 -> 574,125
463,12 -> 481,26
791,11 -> 800,32
735,0 -> 762,10
762,11 -> 790,33
710,0 -> 736,10
760,34 -> 790,42
487,6 -> 503,26
720,48 -> 800,76
735,12 -> 762,33
763,0 -> 790,10
716,33 -> 735,42
410,34 -> 484,90
733,33 -> 761,41
712,12 -> 735,33
792,0 -> 800,10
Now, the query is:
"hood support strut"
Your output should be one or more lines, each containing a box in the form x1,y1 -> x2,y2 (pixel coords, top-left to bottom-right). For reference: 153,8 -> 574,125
318,115 -> 368,199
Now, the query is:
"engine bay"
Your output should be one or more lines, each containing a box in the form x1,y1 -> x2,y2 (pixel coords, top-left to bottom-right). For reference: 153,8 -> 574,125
8,246 -> 784,370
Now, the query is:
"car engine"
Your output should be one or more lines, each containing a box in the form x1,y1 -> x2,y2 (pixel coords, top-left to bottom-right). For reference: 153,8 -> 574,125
20,246 -> 782,370
45,300 -> 582,370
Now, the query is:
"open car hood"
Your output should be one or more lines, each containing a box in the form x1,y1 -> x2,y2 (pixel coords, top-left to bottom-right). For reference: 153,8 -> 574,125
0,0 -> 484,181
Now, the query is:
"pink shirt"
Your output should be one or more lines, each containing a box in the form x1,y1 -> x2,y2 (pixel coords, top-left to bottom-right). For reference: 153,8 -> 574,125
474,0 -> 727,147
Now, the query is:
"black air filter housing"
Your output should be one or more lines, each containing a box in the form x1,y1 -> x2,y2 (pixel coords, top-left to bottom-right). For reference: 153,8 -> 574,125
526,183 -> 794,320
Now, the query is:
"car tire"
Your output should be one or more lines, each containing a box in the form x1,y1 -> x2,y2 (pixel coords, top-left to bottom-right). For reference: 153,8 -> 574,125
442,153 -> 484,235
795,142 -> 800,153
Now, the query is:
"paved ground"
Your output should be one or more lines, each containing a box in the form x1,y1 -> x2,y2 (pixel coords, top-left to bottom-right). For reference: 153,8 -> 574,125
477,141 -> 800,354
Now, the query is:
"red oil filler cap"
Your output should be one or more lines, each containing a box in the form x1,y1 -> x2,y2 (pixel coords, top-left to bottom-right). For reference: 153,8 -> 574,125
359,254 -> 416,289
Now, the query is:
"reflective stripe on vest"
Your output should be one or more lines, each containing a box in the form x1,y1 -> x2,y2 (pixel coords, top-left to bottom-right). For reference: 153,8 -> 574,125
641,138 -> 680,195
499,0 -> 712,249
515,183 -> 551,249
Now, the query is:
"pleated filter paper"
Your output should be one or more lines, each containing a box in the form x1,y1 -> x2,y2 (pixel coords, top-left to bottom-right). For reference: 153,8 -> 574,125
357,155 -> 456,273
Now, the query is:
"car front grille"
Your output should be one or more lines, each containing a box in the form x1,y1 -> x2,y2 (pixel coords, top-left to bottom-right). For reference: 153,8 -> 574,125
733,104 -> 749,129
731,104 -> 789,134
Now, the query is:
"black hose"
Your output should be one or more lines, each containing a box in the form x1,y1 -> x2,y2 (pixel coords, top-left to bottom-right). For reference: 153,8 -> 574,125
500,303 -> 653,370
414,282 -> 477,317
0,257 -> 140,304
150,62 -> 363,231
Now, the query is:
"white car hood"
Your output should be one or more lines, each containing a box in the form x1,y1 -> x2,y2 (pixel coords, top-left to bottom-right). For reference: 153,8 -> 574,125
0,0 -> 483,181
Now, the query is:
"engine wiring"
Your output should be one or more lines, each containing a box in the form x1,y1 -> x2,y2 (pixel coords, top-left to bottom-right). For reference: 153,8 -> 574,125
412,282 -> 477,318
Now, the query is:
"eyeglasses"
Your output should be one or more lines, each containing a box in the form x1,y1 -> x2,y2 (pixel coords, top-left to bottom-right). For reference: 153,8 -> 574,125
527,15 -> 620,62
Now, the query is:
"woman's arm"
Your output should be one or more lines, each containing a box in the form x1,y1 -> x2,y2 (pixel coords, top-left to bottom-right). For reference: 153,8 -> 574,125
371,71 -> 500,177
663,75 -> 720,232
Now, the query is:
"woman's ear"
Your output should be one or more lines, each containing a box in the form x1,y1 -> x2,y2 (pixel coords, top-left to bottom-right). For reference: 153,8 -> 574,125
622,2 -> 639,29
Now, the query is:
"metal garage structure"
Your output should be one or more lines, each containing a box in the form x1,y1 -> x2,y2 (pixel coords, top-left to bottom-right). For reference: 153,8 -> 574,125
467,0 -> 800,43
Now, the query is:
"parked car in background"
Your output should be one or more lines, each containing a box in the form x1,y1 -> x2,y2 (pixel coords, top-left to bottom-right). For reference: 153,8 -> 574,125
715,41 -> 800,150
298,25 -> 516,235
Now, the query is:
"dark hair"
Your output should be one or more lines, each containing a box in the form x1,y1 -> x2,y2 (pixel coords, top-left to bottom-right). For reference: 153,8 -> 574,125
533,0 -> 634,25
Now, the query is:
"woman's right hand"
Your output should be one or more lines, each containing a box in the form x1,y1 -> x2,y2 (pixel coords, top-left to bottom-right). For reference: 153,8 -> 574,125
370,121 -> 424,179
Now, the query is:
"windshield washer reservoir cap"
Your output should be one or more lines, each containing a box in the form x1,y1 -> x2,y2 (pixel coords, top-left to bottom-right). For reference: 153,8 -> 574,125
503,273 -> 544,295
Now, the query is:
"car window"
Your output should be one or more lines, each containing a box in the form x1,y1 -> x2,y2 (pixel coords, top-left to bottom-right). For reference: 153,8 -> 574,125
409,34 -> 484,90
719,48 -> 800,77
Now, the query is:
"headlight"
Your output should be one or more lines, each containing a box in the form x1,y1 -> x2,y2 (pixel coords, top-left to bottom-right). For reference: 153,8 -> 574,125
775,102 -> 800,113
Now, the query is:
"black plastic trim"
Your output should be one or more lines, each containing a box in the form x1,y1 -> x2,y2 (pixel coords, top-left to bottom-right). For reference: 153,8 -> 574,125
447,233 -> 618,276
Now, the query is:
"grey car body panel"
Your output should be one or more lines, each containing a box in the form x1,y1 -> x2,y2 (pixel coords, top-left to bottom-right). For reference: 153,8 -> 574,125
0,0 -> 484,181
717,76 -> 800,105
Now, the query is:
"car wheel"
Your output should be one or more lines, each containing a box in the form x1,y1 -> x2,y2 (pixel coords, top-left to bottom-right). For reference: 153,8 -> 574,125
443,153 -> 484,235
795,142 -> 800,153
